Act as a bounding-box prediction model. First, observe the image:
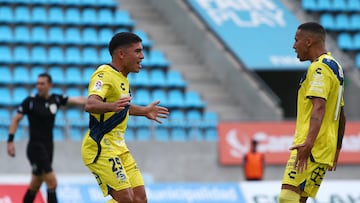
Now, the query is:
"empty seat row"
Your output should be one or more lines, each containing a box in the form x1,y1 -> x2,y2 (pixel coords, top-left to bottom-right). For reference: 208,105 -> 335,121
0,6 -> 133,27
0,0 -> 117,8
337,32 -> 360,50
302,0 -> 360,12
0,45 -> 165,67
320,13 -> 360,31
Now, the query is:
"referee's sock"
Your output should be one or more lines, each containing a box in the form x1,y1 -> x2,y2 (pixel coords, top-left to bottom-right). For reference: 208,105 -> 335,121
23,189 -> 37,203
47,188 -> 58,203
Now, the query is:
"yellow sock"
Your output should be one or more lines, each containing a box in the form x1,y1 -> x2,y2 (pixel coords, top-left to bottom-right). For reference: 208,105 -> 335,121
278,189 -> 300,203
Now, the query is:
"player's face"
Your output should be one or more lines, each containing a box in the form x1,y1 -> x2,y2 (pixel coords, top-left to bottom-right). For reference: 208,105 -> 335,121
293,29 -> 310,62
122,42 -> 144,73
36,77 -> 52,97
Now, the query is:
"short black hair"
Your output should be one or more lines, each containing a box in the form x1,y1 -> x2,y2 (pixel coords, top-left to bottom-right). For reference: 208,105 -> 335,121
298,22 -> 326,40
38,73 -> 52,84
108,32 -> 142,56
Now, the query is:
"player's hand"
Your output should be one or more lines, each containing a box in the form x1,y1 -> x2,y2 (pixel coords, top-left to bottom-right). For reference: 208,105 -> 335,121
7,142 -> 15,157
328,149 -> 341,171
289,142 -> 312,173
113,96 -> 132,112
145,100 -> 169,124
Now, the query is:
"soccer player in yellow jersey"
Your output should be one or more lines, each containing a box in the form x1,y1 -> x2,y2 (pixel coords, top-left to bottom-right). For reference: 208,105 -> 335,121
81,32 -> 169,203
278,22 -> 346,203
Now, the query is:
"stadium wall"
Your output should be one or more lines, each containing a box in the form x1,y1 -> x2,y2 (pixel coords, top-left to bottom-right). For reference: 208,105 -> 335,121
145,0 -> 283,120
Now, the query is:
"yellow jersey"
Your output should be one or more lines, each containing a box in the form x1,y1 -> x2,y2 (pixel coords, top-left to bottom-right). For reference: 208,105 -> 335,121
82,64 -> 131,164
294,53 -> 344,166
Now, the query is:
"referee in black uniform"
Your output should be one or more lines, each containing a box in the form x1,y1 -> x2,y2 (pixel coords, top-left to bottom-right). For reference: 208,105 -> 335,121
7,73 -> 86,203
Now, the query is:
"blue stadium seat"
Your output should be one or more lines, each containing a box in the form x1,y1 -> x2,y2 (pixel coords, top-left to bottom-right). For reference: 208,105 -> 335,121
65,67 -> 83,85
13,87 -> 29,104
127,115 -> 136,129
66,87 -> 82,97
353,33 -> 360,50
115,10 -> 135,29
83,67 -> 95,84
0,6 -> 13,23
50,87 -> 64,95
65,8 -> 81,25
0,109 -> 11,126
53,127 -> 65,141
66,108 -> 84,127
149,69 -> 166,87
166,70 -> 187,88
136,116 -> 151,128
48,26 -> 65,45
169,109 -> 186,128
55,109 -> 65,127
132,69 -> 150,87
14,26 -> 31,43
82,8 -> 97,25
168,89 -> 184,108
301,0 -> 317,11
337,33 -> 353,50
64,0 -> 81,7
350,14 -> 360,30
81,0 -> 98,7
82,27 -> 98,45
149,50 -> 170,69
13,46 -> 30,64
31,26 -> 47,44
65,46 -> 82,65
152,89 -> 168,107
125,128 -> 135,142
0,25 -> 12,43
65,27 -> 81,45
184,91 -> 205,109
348,0 -> 360,12
133,88 -> 151,106
14,6 -> 31,23
13,66 -> 30,84
154,127 -> 169,141
32,0 -> 47,5
335,14 -> 350,30
68,127 -> 83,141
204,128 -> 218,141
48,7 -> 64,25
99,28 -> 114,45
82,47 -> 99,65
97,0 -> 117,8
320,13 -> 336,30
30,66 -> 46,83
0,66 -> 12,85
170,128 -> 187,142
31,46 -> 48,64
317,0 -> 332,11
48,0 -> 63,6
188,128 -> 204,141
0,46 -> 12,64
98,8 -> 113,26
99,47 -> 111,63
186,109 -> 202,128
202,111 -> 218,129
0,88 -> 12,106
133,30 -> 153,49
48,46 -> 65,65
136,127 -> 151,141
356,53 -> 360,68
332,0 -> 347,12
31,6 -> 47,24
48,66 -> 65,84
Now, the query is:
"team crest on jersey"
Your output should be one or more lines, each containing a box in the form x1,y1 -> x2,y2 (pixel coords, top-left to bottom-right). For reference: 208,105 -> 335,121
93,80 -> 103,91
49,104 -> 57,114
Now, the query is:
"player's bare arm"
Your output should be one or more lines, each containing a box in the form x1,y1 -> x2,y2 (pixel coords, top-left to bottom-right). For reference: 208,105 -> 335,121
85,94 -> 131,114
129,100 -> 169,124
7,113 -> 24,157
67,96 -> 87,105
290,97 -> 326,173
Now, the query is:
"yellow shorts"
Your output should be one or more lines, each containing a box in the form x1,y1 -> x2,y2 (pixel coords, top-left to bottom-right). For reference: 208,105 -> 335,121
86,152 -> 144,197
281,150 -> 328,198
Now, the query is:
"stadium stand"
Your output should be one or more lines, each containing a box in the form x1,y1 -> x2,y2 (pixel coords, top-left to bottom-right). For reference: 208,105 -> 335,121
0,0 -> 217,143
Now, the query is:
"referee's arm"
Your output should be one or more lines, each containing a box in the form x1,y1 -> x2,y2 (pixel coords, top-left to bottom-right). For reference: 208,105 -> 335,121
7,112 -> 24,157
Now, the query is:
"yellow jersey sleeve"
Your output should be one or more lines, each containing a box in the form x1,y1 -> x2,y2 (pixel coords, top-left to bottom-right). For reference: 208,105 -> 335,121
305,63 -> 332,100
